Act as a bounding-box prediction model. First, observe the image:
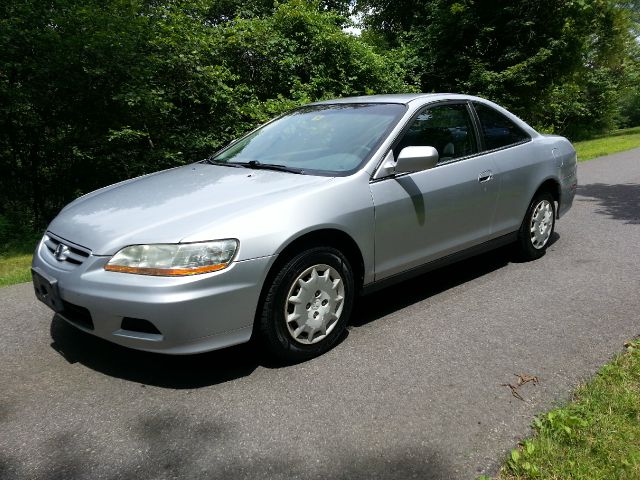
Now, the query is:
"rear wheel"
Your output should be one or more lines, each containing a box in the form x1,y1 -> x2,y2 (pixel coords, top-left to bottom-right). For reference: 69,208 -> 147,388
258,247 -> 354,362
516,191 -> 556,261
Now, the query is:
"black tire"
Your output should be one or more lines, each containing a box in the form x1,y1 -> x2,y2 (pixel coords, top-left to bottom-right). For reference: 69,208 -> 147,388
258,247 -> 354,362
516,191 -> 556,261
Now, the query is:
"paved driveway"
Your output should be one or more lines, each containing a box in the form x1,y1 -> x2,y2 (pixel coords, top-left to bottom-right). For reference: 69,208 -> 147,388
1,150 -> 639,479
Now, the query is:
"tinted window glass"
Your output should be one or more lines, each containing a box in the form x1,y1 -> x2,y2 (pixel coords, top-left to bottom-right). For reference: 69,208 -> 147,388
473,102 -> 529,150
213,103 -> 406,174
396,104 -> 477,162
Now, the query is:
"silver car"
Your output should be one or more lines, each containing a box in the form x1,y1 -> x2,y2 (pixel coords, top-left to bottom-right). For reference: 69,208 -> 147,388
32,94 -> 577,361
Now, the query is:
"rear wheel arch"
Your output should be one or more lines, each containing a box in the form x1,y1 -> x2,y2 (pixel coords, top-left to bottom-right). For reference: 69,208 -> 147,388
516,190 -> 556,260
532,178 -> 561,218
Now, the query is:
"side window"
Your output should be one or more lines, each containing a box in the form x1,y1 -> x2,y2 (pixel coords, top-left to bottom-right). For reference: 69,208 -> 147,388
473,102 -> 529,150
396,104 -> 477,163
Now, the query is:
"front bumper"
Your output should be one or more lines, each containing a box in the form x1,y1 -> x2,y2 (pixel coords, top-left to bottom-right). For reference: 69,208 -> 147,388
32,233 -> 275,354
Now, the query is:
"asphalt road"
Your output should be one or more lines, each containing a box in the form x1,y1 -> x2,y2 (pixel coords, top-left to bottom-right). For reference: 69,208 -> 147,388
1,149 -> 639,480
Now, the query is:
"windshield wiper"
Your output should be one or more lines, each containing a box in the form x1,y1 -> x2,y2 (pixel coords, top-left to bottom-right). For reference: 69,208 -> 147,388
237,160 -> 304,174
203,158 -> 244,168
204,158 -> 304,174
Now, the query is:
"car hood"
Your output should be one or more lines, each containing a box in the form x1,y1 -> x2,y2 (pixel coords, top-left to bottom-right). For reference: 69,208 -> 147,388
48,163 -> 332,255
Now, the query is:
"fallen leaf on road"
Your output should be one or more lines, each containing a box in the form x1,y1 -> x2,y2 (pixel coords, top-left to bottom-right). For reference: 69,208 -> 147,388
501,383 -> 524,401
515,373 -> 539,386
501,373 -> 539,401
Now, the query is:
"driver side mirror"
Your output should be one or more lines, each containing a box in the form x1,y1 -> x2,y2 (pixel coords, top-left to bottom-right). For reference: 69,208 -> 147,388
395,146 -> 439,174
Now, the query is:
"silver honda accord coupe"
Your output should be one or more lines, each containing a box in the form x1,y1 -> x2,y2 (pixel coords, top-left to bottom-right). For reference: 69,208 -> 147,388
32,94 -> 577,361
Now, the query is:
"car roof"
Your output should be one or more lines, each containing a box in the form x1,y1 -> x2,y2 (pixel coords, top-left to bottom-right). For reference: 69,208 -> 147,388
310,93 -> 483,105
309,93 -> 540,139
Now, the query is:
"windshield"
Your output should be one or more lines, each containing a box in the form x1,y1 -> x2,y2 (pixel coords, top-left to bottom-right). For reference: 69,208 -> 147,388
211,103 -> 406,175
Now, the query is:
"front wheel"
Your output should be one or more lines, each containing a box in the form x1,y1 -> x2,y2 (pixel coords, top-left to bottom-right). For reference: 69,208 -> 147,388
516,192 -> 556,261
258,247 -> 354,362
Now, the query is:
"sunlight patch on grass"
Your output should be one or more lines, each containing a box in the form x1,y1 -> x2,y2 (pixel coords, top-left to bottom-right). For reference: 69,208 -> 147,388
573,127 -> 640,161
0,253 -> 34,287
0,235 -> 39,288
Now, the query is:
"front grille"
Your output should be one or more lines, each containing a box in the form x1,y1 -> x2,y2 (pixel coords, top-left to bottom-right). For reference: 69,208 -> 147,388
60,300 -> 94,330
43,234 -> 90,266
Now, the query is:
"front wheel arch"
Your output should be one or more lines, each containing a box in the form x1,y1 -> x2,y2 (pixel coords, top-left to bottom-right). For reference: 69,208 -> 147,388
256,246 -> 355,361
252,229 -> 364,335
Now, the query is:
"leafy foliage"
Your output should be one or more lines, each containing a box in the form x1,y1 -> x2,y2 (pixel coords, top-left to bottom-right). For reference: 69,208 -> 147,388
357,0 -> 640,139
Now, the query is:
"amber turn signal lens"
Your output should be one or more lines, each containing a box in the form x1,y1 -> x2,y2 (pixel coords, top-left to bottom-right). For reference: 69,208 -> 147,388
104,263 -> 228,276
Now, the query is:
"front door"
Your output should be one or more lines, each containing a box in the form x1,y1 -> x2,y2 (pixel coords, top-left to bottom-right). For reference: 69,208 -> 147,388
370,102 -> 499,280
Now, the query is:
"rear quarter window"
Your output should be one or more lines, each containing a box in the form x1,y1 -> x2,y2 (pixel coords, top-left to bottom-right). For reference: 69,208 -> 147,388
473,102 -> 530,151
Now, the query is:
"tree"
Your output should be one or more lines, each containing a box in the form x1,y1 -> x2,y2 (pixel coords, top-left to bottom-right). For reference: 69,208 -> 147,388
357,0 -> 638,137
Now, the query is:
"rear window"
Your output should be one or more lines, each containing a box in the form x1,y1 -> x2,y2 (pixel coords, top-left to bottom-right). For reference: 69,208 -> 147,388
473,103 -> 529,151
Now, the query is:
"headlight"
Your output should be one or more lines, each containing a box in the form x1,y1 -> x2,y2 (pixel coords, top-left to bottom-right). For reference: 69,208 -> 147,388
104,239 -> 238,276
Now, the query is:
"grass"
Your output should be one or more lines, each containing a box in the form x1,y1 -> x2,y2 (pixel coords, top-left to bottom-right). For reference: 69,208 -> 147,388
494,339 -> 640,480
0,235 -> 40,288
573,126 -> 640,161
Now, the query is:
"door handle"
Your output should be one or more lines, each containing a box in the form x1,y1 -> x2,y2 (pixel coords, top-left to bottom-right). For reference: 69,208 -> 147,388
478,170 -> 493,183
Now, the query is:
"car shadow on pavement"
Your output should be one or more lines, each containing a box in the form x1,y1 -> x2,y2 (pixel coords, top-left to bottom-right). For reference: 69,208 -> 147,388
576,182 -> 640,224
49,317 -> 268,388
351,234 -> 557,328
49,236 -> 557,389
